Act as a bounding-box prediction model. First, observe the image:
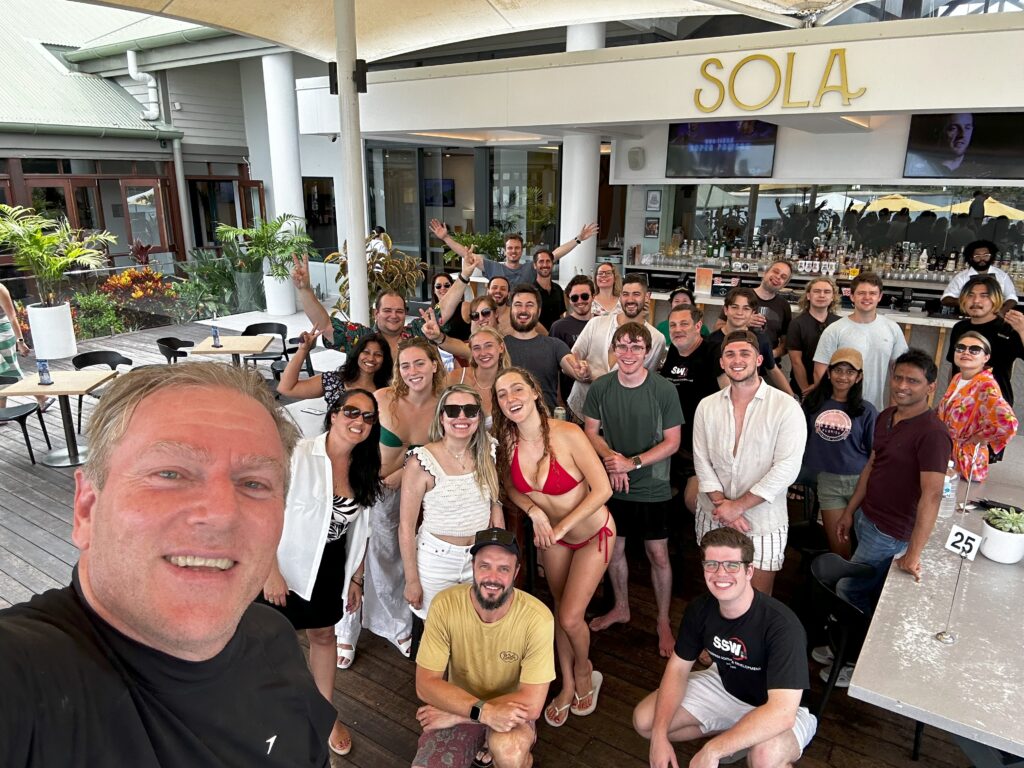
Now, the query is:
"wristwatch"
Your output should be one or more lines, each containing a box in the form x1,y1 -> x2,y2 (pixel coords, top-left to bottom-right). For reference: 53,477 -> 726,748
470,699 -> 486,722
631,455 -> 642,469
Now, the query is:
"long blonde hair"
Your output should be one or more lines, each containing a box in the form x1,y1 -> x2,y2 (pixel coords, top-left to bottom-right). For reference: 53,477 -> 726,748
595,262 -> 622,296
387,337 -> 447,419
469,327 -> 510,370
430,384 -> 500,501
798,276 -> 840,314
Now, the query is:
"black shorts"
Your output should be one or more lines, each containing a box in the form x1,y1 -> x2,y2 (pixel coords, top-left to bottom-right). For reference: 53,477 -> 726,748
608,496 -> 674,541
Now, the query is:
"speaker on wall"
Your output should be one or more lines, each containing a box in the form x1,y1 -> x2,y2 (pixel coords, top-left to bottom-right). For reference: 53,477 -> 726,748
627,146 -> 645,171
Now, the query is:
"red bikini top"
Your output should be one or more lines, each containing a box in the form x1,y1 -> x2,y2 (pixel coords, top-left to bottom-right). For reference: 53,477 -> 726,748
511,443 -> 582,496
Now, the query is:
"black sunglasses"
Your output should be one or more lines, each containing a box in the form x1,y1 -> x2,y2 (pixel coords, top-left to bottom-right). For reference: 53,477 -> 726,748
434,282 -> 451,290
569,292 -> 591,302
339,404 -> 378,424
954,343 -> 987,356
469,308 -> 494,321
442,403 -> 482,418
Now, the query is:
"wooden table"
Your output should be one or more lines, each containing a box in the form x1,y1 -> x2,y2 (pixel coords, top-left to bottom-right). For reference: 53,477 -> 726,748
849,512 -> 1024,765
193,334 -> 273,366
0,370 -> 118,467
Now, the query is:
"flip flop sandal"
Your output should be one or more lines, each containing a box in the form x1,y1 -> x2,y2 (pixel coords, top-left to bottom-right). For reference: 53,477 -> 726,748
336,642 -> 356,670
570,670 -> 603,717
543,699 -> 571,727
328,722 -> 352,756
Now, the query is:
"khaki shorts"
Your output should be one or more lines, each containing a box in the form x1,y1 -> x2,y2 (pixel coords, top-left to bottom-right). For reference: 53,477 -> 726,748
815,472 -> 860,511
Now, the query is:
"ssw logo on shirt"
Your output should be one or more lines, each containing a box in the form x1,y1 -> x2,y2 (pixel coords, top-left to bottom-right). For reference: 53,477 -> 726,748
712,635 -> 748,661
499,650 -> 521,663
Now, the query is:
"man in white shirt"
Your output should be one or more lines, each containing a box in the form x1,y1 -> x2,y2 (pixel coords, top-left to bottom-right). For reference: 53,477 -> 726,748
692,331 -> 806,595
940,239 -> 1017,313
813,272 -> 909,412
568,272 -> 665,416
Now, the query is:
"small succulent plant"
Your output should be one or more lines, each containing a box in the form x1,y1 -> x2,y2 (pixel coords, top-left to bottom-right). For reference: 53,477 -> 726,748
984,507 -> 1024,534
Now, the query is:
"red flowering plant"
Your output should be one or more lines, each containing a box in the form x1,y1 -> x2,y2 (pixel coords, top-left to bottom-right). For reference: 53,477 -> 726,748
99,266 -> 178,328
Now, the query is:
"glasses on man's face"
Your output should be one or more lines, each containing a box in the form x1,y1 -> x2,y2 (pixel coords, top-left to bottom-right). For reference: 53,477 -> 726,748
339,405 -> 378,424
954,343 -> 987,356
701,560 -> 749,573
569,292 -> 591,303
613,343 -> 646,355
470,308 -> 494,321
434,282 -> 451,291
443,403 -> 482,419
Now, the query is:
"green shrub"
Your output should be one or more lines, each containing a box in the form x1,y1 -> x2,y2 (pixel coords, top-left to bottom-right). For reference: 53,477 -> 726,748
74,291 -> 124,339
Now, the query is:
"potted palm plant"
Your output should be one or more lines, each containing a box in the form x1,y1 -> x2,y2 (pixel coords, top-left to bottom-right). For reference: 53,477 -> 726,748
0,204 -> 115,359
980,506 -> 1024,564
328,232 -> 425,318
216,214 -> 313,316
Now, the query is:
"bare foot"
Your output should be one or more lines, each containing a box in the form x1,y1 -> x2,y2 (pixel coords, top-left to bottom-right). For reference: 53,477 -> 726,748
589,607 -> 630,632
657,619 -> 675,658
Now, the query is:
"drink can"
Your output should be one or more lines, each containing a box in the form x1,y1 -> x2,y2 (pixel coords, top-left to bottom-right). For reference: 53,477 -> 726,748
37,359 -> 53,386
211,325 -> 222,348
552,406 -> 567,421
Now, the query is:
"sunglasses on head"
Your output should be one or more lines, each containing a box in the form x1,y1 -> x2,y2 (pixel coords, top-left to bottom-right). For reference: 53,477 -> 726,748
442,403 -> 482,419
569,292 -> 591,302
469,308 -> 494,321
339,404 -> 378,424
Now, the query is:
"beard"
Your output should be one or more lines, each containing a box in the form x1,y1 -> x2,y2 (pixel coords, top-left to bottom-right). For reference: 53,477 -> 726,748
622,302 -> 644,319
967,256 -> 991,272
473,580 -> 514,611
511,314 -> 538,332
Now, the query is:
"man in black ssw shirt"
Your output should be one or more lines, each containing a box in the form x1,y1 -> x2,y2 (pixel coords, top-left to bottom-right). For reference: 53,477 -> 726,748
633,528 -> 816,768
0,363 -> 335,767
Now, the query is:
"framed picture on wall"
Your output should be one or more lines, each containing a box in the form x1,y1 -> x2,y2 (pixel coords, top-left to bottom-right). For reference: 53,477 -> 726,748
644,217 -> 660,238
646,189 -> 662,211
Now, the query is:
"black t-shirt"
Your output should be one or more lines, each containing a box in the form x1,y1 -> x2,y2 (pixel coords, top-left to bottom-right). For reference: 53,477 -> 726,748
659,340 -> 721,453
945,317 -> 1024,405
551,315 -> 590,409
706,328 -> 777,376
675,591 -> 809,707
0,572 -> 335,767
754,293 -> 792,353
535,281 -> 566,331
787,311 -> 839,389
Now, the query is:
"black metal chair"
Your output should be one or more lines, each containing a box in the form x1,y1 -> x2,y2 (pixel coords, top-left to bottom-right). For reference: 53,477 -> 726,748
810,553 -> 875,718
156,337 -> 194,364
71,351 -> 132,433
0,375 -> 52,464
241,322 -> 290,368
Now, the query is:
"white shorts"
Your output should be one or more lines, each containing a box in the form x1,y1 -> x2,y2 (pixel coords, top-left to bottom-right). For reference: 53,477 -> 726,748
413,530 -> 474,619
695,508 -> 788,572
681,666 -> 816,759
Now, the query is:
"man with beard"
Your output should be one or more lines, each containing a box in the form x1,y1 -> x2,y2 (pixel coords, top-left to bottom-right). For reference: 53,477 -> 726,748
503,284 -> 584,410
706,288 -> 794,397
747,259 -> 793,361
430,218 -> 598,285
946,276 -> 1024,405
584,323 -> 683,658
438,247 -> 544,337
551,275 -> 596,416
941,239 -> 1017,312
568,273 -> 666,418
414,528 -> 554,768
692,331 -> 806,596
533,248 -> 565,329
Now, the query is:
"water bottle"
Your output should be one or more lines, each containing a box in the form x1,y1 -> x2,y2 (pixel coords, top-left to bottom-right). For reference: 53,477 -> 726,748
37,359 -> 53,386
211,321 -> 222,348
939,460 -> 959,519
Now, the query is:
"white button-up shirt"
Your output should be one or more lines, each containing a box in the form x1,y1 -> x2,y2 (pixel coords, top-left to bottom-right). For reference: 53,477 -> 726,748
692,379 -> 807,535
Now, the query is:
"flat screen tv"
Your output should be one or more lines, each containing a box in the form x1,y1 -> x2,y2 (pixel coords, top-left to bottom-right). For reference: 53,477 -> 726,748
665,120 -> 777,178
423,178 -> 456,207
903,112 -> 1024,179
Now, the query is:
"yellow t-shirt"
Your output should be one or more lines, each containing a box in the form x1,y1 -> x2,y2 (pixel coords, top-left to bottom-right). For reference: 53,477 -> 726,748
416,583 -> 555,700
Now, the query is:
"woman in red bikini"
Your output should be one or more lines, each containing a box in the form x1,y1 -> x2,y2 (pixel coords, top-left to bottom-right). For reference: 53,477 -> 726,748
492,367 -> 614,728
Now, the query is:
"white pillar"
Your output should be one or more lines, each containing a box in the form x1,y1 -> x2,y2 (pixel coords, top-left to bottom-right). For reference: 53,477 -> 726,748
333,0 -> 370,325
558,24 -> 605,282
261,53 -> 305,222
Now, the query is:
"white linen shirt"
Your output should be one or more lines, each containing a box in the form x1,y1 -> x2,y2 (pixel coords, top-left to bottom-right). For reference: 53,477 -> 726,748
692,379 -> 806,535
941,265 -> 1018,303
276,432 -> 369,602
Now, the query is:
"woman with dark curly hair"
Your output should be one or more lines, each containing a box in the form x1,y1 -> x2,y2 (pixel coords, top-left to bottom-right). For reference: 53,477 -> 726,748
278,328 -> 392,407
492,366 -> 613,728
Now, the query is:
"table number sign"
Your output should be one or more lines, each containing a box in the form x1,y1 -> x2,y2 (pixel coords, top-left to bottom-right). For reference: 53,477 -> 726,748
943,525 -> 982,562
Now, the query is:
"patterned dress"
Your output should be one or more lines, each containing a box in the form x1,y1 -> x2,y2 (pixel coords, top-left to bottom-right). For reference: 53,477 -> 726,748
937,369 -> 1018,481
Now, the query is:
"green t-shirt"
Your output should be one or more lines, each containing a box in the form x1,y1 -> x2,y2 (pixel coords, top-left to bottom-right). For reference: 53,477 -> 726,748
583,371 -> 684,502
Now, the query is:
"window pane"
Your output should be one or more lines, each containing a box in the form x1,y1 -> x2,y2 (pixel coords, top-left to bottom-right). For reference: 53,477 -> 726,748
22,158 -> 63,174
184,162 -> 208,176
135,161 -> 160,175
101,159 -> 134,174
74,186 -> 100,230
99,179 -> 130,252
0,159 -> 10,175
68,159 -> 97,174
30,186 -> 69,220
303,178 -> 336,252
124,184 -> 163,246
209,162 -> 240,177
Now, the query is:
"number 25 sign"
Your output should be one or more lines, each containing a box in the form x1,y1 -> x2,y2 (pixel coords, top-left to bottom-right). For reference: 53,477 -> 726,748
944,525 -> 982,561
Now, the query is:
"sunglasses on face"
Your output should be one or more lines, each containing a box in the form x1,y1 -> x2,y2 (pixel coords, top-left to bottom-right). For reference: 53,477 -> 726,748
339,405 -> 378,424
701,560 -> 749,573
434,282 -> 451,290
954,343 -> 987,356
470,308 -> 494,321
569,292 -> 591,303
442,403 -> 482,418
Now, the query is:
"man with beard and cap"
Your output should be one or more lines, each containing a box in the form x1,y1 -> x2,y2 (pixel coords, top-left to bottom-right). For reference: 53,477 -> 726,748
503,283 -> 585,410
568,272 -> 666,419
941,239 -> 1017,313
413,528 -> 554,768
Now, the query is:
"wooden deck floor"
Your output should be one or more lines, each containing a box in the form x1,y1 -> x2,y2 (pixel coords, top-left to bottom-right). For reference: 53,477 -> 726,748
0,323 -> 975,766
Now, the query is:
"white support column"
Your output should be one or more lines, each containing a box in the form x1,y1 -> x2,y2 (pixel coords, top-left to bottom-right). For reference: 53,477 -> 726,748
558,23 -> 605,282
261,53 -> 305,223
334,0 -> 369,325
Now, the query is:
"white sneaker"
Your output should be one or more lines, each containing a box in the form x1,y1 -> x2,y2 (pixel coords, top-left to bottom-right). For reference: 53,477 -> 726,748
811,645 -> 834,665
820,663 -> 854,688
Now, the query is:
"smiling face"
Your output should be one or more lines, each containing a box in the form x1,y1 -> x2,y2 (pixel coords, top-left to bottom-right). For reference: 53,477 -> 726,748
487,278 -> 510,307
852,283 -> 882,313
534,251 -> 553,279
399,346 -> 437,393
357,340 -> 386,378
668,309 -> 701,352
510,292 -> 540,332
723,297 -> 754,332
567,284 -> 593,319
761,262 -> 792,294
613,334 -> 648,376
329,390 -> 377,447
595,264 -> 615,292
720,340 -> 761,384
470,332 -> 502,370
374,294 -> 407,335
964,283 -> 997,321
495,371 -> 539,424
72,385 -> 288,661
619,281 -> 647,319
890,363 -> 935,409
440,390 -> 481,441
827,363 -> 861,398
702,544 -> 754,604
504,238 -> 523,266
472,546 -> 519,611
433,276 -> 452,302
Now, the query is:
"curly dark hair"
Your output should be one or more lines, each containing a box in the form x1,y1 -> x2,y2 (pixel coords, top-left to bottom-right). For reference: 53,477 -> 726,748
491,367 -> 552,480
340,333 -> 393,390
323,388 -> 384,508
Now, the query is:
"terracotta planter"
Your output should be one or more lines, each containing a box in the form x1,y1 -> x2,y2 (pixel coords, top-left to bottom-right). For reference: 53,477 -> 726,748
980,520 -> 1024,564
26,301 -> 77,360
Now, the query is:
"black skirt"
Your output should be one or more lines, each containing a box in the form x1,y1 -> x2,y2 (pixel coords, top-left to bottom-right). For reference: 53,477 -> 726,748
259,532 -> 349,630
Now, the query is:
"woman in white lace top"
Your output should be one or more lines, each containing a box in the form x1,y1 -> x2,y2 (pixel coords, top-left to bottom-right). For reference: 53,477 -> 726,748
398,384 -> 504,618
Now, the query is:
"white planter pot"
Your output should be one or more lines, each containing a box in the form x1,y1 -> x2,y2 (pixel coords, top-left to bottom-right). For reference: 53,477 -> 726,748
980,520 -> 1024,564
263,275 -> 296,316
26,302 -> 77,360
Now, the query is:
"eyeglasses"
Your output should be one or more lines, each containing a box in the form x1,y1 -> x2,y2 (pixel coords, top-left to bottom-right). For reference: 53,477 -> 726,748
596,270 -> 614,277
442,403 -> 482,418
339,404 -> 378,424
954,343 -> 987,356
701,560 -> 750,573
469,308 -> 494,321
569,292 -> 591,303
434,282 -> 451,290
613,343 -> 646,355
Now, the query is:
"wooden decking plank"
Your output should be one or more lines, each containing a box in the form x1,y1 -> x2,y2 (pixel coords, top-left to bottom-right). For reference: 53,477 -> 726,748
0,521 -> 74,584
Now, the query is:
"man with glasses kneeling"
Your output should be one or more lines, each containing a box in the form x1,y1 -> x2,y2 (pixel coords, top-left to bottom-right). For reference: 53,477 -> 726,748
413,528 -> 554,768
634,528 -> 816,768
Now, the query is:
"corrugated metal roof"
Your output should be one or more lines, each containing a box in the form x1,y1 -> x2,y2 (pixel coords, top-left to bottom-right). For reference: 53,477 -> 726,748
0,0 -> 175,133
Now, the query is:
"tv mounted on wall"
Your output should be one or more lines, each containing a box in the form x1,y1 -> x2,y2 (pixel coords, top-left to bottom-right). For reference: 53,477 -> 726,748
665,120 -> 778,179
903,112 -> 1024,179
423,179 -> 456,207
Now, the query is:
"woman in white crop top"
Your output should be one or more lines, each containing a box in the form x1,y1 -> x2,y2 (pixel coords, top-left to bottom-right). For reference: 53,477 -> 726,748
399,384 -> 503,619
